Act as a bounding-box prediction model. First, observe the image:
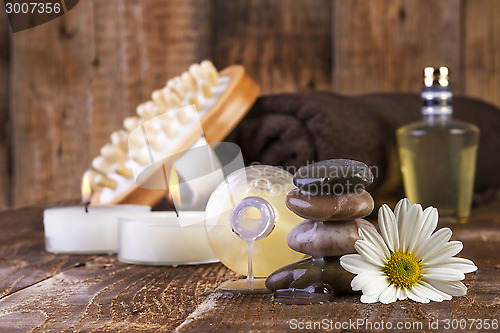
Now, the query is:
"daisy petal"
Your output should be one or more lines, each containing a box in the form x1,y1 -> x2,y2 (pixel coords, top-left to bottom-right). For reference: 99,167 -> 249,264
448,257 -> 478,273
407,205 -> 426,253
379,284 -> 398,304
359,226 -> 390,260
426,280 -> 467,297
427,263 -> 477,274
354,240 -> 386,267
414,228 -> 452,260
395,199 -> 410,248
378,204 -> 398,252
406,288 -> 430,303
450,257 -> 476,266
411,284 -> 433,302
394,198 -> 410,226
351,271 -> 384,291
396,287 -> 407,300
416,207 -> 438,244
360,275 -> 390,296
423,267 -> 465,281
423,241 -> 464,265
340,254 -> 381,275
426,257 -> 477,274
360,294 -> 380,303
400,204 -> 422,252
420,281 -> 453,301
413,282 -> 449,302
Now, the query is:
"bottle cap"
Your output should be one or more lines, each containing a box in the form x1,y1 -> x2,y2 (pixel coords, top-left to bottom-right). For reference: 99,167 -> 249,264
422,66 -> 452,115
424,66 -> 449,87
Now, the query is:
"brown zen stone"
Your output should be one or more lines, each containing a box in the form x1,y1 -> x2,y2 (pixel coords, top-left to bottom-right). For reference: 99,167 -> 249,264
285,188 -> 374,221
265,256 -> 356,295
287,219 -> 376,257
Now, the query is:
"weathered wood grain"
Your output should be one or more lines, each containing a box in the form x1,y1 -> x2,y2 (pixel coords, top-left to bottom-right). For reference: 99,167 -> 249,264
0,201 -> 499,332
0,201 -> 86,299
89,0 -> 211,157
0,258 -> 236,332
333,0 -> 461,95
211,0 -> 333,94
0,11 -> 10,209
0,201 -> 237,331
175,217 -> 500,332
463,0 -> 500,108
10,2 -> 93,207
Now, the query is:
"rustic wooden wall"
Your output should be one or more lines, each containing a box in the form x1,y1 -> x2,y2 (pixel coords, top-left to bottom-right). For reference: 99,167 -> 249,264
333,0 -> 462,94
0,0 -> 499,208
0,9 -> 9,209
464,0 -> 500,107
211,0 -> 333,93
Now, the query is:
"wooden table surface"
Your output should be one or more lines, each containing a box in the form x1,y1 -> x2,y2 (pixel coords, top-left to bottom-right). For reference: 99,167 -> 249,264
0,201 -> 499,332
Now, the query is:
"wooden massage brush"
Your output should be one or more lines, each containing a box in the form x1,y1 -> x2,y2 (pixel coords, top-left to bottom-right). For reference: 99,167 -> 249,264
87,61 -> 260,206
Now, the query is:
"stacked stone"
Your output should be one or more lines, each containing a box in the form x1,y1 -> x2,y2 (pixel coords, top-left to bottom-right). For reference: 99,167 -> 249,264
266,159 -> 376,301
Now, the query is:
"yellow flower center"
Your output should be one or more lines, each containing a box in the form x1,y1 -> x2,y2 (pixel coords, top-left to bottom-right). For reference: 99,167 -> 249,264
384,251 -> 423,289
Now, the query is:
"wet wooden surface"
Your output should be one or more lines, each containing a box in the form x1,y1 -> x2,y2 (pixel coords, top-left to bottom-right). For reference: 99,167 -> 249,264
0,201 -> 498,332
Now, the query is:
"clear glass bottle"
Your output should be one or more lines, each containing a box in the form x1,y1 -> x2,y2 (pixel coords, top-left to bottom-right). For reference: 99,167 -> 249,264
397,67 -> 480,223
205,165 -> 304,278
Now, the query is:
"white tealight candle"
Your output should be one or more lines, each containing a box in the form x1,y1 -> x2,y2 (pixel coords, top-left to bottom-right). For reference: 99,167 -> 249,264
117,211 -> 218,266
43,205 -> 151,254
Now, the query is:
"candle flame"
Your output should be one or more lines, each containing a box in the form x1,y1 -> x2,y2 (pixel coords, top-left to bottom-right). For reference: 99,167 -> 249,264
81,171 -> 92,204
168,167 -> 181,209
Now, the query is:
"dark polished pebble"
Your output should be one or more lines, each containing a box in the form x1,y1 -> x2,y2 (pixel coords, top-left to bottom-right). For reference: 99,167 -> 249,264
286,188 -> 374,221
265,257 -> 356,295
293,159 -> 374,195
287,219 -> 376,257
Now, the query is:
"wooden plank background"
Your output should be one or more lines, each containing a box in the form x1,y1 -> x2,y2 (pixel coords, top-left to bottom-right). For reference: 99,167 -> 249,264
333,0 -> 461,94
0,0 -> 499,208
0,8 -> 9,209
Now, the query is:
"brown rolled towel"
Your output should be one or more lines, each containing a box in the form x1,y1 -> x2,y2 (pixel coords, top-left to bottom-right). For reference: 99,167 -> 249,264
227,91 -> 500,205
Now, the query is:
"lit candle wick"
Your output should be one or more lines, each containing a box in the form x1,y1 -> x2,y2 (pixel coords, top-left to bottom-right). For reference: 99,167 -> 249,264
166,165 -> 180,218
81,170 -> 93,214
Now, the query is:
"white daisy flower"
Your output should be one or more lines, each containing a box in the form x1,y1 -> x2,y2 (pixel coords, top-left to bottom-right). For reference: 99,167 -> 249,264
340,198 -> 477,304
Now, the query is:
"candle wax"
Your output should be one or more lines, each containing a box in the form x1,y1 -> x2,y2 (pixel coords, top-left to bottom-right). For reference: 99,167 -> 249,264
118,212 -> 218,266
43,205 -> 151,254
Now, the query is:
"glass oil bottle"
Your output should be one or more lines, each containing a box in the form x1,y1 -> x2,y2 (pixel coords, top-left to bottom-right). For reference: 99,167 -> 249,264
397,67 -> 479,223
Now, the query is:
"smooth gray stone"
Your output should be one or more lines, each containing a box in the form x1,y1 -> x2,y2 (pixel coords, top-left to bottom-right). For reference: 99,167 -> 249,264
286,188 -> 374,221
287,219 -> 376,257
265,257 -> 356,295
293,159 -> 374,195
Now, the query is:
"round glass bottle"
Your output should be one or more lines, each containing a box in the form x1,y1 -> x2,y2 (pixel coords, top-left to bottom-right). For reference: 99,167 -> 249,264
205,165 -> 304,278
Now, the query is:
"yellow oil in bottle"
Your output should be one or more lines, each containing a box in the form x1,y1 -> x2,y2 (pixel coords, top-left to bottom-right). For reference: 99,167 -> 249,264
397,117 -> 479,223
205,165 -> 304,278
397,66 -> 479,223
